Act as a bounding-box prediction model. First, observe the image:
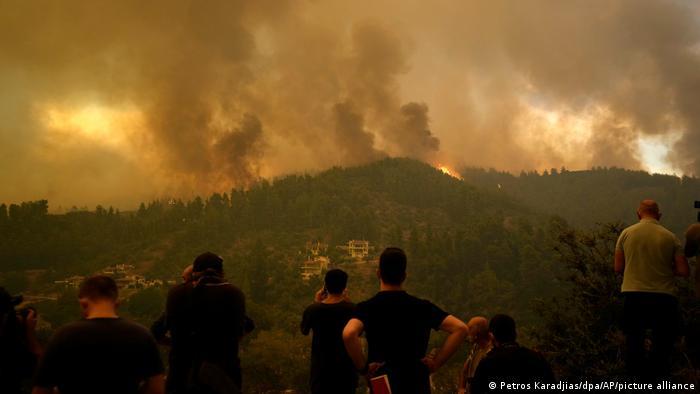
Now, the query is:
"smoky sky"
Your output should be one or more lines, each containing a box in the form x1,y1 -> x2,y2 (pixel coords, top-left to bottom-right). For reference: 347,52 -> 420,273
1,0 -> 699,209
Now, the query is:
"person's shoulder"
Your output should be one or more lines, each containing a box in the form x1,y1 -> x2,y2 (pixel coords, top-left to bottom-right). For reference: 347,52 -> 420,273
219,281 -> 244,295
396,291 -> 424,303
687,223 -> 700,233
168,282 -> 192,298
476,349 -> 499,370
621,223 -> 639,234
332,301 -> 356,313
303,302 -> 322,314
109,318 -> 155,339
52,318 -> 147,340
484,345 -> 509,359
357,293 -> 381,305
127,320 -> 161,346
341,301 -> 356,309
659,224 -> 677,236
518,346 -> 548,363
408,293 -> 441,309
50,320 -> 89,340
355,294 -> 381,312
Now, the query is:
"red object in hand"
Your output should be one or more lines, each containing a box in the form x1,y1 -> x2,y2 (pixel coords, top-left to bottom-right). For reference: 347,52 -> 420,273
370,375 -> 392,394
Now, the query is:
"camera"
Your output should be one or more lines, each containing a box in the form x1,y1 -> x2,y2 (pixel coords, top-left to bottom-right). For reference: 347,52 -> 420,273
17,306 -> 36,319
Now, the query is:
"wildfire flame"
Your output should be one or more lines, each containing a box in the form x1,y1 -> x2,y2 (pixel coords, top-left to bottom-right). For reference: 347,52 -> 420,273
437,164 -> 462,179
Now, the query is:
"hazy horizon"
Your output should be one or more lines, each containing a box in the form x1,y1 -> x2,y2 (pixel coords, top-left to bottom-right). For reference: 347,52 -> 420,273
2,0 -> 700,208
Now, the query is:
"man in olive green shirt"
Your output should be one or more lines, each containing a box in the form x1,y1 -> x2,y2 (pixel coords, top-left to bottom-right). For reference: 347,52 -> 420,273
614,200 -> 689,379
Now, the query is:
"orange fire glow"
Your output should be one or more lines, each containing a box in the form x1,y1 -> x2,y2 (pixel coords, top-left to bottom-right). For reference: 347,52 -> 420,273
437,164 -> 462,179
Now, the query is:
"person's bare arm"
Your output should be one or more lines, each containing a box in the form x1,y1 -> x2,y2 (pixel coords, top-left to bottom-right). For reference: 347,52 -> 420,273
458,358 -> 469,392
422,315 -> 468,373
141,374 -> 165,394
343,318 -> 365,371
614,250 -> 625,274
674,254 -> 690,277
24,310 -> 43,356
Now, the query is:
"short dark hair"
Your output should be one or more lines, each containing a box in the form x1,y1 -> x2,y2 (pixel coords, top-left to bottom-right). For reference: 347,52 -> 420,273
489,314 -> 517,343
324,269 -> 348,295
379,247 -> 407,285
193,252 -> 224,274
79,275 -> 118,301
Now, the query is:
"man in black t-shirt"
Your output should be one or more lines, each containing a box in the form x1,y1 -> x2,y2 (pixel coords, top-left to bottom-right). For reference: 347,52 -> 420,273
343,247 -> 468,393
471,314 -> 554,394
301,269 -> 357,394
32,275 -> 164,394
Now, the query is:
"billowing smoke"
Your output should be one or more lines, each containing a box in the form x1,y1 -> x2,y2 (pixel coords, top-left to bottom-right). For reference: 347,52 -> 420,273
332,102 -> 385,165
391,103 -> 440,161
214,114 -> 265,187
1,0 -> 699,208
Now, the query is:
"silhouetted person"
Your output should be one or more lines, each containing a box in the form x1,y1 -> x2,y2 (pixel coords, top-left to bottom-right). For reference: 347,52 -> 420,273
343,247 -> 468,394
471,314 -> 554,394
168,252 -> 253,394
32,275 -> 164,394
458,316 -> 492,394
614,200 -> 689,379
152,265 -> 194,393
301,269 -> 357,394
682,220 -> 700,372
0,288 -> 42,394
683,221 -> 700,291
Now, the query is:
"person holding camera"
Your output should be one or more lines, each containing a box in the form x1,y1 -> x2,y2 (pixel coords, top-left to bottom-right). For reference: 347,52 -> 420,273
614,200 -> 689,379
166,252 -> 253,394
301,269 -> 357,394
0,287 -> 42,394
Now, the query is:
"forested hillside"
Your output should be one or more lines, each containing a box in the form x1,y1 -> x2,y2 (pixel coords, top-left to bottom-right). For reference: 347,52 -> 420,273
461,167 -> 700,233
1,159 -> 698,392
0,158 -> 563,392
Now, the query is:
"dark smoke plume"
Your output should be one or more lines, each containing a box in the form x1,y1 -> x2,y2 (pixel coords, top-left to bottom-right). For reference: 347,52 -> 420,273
1,0 -> 699,208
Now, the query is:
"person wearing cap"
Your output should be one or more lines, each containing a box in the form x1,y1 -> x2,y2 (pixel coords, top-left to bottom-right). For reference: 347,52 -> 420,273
165,252 -> 253,393
1,287 -> 42,394
614,200 -> 689,379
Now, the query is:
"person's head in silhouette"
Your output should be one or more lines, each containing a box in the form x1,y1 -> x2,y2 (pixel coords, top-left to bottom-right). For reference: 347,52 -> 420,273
377,247 -> 407,289
181,265 -> 194,283
78,275 -> 119,319
324,269 -> 348,296
637,199 -> 661,221
192,252 -> 224,281
467,316 -> 491,345
489,314 -> 517,346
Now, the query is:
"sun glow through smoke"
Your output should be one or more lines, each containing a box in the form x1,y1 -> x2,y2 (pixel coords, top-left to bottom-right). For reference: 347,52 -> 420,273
42,103 -> 142,149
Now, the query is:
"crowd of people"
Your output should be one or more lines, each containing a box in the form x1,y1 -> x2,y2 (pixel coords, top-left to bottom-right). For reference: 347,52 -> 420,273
0,199 -> 697,394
